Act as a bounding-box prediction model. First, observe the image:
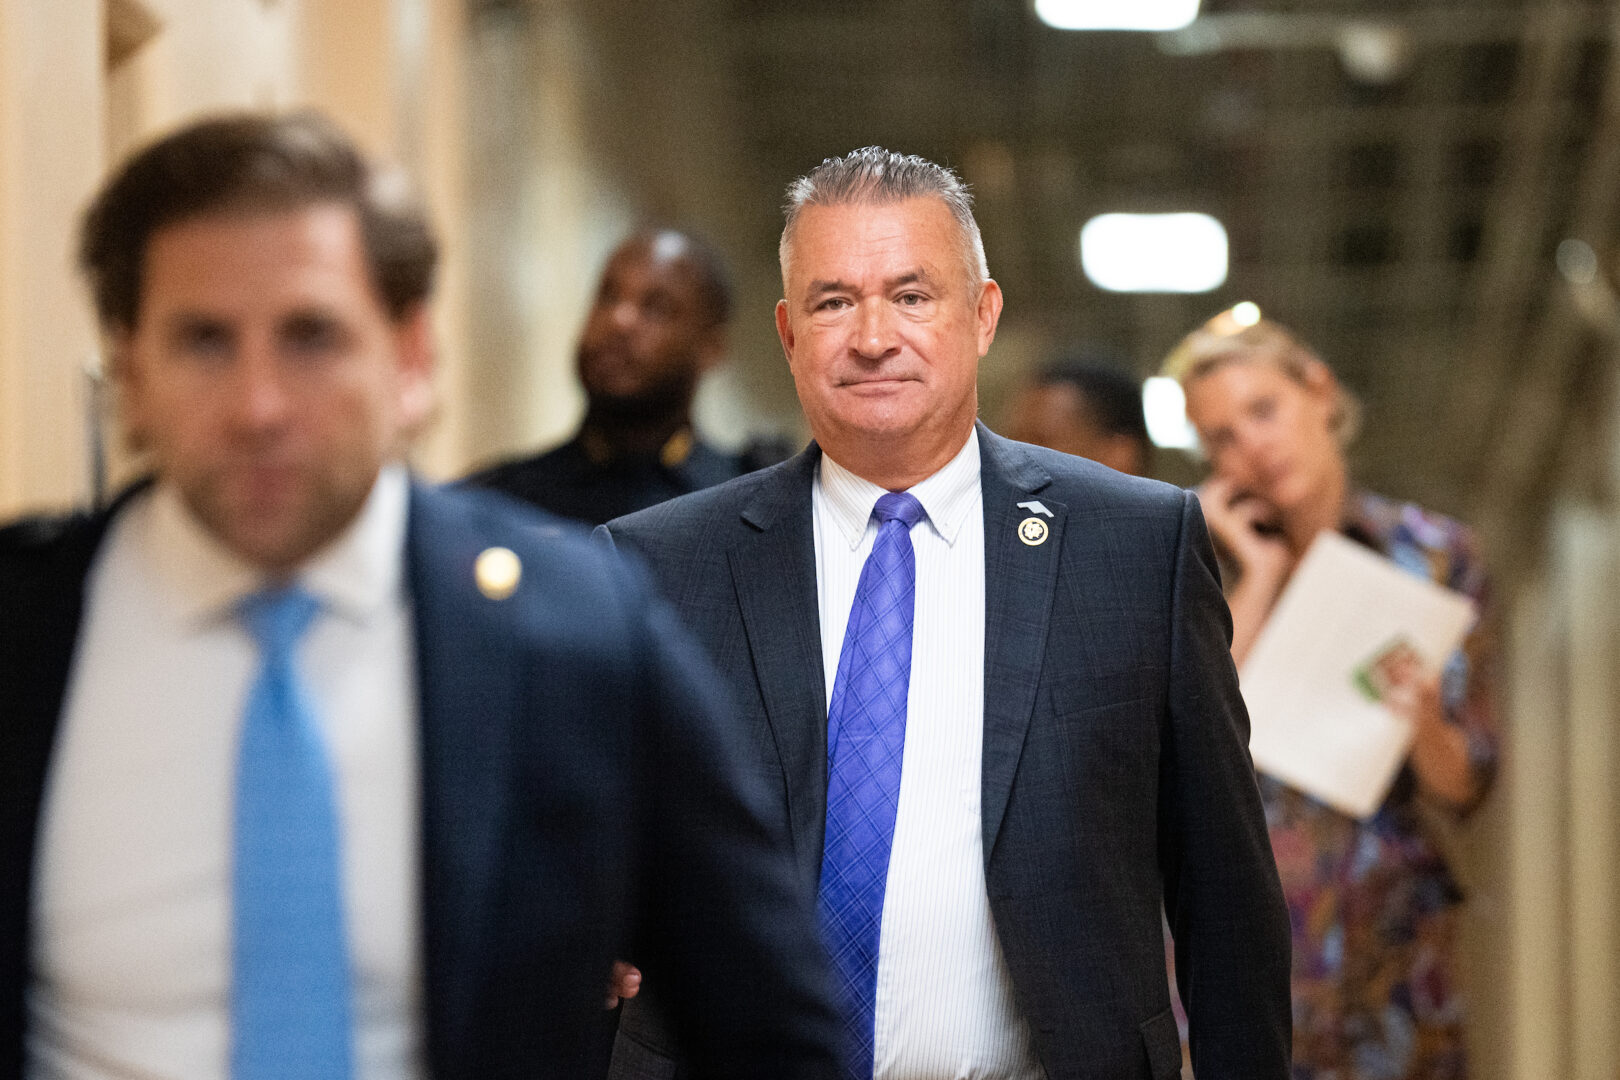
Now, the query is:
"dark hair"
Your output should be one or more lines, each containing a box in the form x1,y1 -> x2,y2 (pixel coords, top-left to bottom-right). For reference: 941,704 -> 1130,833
1037,361 -> 1150,450
80,110 -> 438,332
635,228 -> 733,327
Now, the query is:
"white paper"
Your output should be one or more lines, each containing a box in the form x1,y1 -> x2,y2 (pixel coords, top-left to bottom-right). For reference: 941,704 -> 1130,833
1238,531 -> 1477,819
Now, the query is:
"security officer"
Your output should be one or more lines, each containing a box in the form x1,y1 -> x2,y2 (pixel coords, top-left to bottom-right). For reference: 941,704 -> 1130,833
468,229 -> 783,524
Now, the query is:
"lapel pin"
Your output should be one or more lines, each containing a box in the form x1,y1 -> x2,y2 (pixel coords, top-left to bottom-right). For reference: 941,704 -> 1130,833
475,546 -> 522,600
1016,500 -> 1053,518
1017,517 -> 1050,546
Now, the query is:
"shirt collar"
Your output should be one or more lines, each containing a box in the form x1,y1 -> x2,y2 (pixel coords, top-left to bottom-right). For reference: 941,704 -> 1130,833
140,464 -> 411,628
817,428 -> 981,551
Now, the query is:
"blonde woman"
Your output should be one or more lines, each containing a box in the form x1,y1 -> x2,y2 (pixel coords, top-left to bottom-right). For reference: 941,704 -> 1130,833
1166,309 -> 1497,1080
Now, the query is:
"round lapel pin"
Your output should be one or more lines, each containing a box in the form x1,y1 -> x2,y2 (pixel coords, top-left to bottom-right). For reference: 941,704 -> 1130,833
475,546 -> 522,600
1017,516 -> 1049,546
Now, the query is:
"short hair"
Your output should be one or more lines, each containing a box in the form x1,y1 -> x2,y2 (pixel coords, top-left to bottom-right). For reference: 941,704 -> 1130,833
80,110 -> 437,332
779,146 -> 989,287
632,228 -> 733,328
1037,361 -> 1150,451
1161,308 -> 1362,445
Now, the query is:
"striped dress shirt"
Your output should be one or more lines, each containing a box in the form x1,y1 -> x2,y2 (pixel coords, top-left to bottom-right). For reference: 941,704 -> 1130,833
812,429 -> 1046,1080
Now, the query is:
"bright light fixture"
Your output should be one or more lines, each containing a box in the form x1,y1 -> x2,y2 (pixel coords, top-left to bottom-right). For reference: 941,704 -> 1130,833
1035,0 -> 1200,32
1142,376 -> 1200,450
1079,213 -> 1229,293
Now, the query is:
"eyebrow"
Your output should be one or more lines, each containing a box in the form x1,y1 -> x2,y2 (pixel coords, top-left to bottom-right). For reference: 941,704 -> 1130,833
161,311 -> 231,335
805,268 -> 937,298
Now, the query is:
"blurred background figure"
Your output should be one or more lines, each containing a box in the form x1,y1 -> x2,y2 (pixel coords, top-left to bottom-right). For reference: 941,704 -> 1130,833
1,109 -> 840,1080
998,357 -> 1150,476
1167,308 -> 1498,1080
467,228 -> 765,525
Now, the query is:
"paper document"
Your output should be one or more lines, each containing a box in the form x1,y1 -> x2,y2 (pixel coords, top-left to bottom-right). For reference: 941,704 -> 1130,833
1238,531 -> 1477,819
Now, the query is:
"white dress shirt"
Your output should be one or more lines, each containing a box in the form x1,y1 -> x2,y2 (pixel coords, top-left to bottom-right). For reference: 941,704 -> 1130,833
28,466 -> 424,1080
812,429 -> 1045,1080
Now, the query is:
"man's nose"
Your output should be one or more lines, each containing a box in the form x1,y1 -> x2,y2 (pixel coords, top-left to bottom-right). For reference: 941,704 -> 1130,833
232,347 -> 294,430
609,297 -> 640,333
853,300 -> 899,360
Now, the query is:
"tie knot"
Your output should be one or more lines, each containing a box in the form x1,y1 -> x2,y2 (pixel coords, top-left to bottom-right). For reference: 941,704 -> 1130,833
872,491 -> 925,530
239,586 -> 321,656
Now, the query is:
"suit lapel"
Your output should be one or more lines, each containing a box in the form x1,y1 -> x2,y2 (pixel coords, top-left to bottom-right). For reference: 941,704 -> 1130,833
727,447 -> 829,879
976,425 -> 1064,862
406,483 -> 516,1071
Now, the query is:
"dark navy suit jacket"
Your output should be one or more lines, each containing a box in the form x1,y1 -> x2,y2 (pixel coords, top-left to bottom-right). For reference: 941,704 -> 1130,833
0,481 -> 838,1080
600,425 -> 1290,1080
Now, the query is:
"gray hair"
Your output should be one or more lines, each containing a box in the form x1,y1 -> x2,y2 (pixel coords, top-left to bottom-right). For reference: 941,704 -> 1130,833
779,146 -> 990,287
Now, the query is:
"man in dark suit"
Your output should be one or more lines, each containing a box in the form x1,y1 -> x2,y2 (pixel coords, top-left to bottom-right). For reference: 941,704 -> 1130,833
0,111 -> 837,1080
601,148 -> 1290,1080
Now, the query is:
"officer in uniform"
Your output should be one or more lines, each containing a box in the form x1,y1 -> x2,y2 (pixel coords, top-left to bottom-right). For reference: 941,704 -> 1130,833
468,229 -> 785,524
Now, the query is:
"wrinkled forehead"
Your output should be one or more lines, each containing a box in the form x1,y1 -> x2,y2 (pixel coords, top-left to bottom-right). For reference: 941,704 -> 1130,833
780,197 -> 968,283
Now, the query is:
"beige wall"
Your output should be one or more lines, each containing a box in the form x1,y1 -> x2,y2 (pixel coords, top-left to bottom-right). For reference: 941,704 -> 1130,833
0,0 -> 104,518
0,0 -> 467,515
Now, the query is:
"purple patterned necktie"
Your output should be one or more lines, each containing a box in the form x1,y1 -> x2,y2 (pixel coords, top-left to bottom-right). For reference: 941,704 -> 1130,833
818,490 -> 926,1080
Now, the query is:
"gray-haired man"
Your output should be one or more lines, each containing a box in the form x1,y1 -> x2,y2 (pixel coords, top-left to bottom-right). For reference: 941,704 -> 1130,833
600,147 -> 1289,1080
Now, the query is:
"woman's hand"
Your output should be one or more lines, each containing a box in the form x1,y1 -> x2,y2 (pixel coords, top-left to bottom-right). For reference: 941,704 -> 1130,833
1198,476 -> 1293,584
1198,476 -> 1294,665
1384,663 -> 1479,810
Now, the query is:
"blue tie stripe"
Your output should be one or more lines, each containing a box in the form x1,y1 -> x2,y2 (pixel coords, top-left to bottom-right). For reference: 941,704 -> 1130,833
819,491 -> 925,1080
232,587 -> 354,1080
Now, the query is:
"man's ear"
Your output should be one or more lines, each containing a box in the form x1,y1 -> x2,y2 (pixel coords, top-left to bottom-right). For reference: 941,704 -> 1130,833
107,331 -> 151,453
775,299 -> 796,366
975,279 -> 1004,357
393,304 -> 438,435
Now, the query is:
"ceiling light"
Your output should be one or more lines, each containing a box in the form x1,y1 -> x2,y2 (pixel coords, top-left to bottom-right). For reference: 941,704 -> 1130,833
1557,239 -> 1599,286
1079,213 -> 1229,293
1035,0 -> 1201,32
1142,377 -> 1200,450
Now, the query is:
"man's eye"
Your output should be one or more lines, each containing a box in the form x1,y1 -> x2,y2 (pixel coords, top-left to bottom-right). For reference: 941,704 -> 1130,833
816,297 -> 849,311
282,316 -> 344,356
897,292 -> 926,306
642,295 -> 678,320
1251,397 -> 1276,421
173,324 -> 232,358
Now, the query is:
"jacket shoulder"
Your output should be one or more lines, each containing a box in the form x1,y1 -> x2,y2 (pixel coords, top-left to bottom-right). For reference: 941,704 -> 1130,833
606,453 -> 808,552
0,509 -> 105,583
992,435 -> 1188,518
412,480 -> 620,577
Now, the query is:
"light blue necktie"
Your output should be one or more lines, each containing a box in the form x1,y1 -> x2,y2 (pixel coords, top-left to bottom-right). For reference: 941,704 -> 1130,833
818,491 -> 925,1080
232,586 -> 353,1080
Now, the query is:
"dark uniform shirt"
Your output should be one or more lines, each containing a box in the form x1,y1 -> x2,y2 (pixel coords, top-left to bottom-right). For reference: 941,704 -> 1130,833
465,429 -> 777,526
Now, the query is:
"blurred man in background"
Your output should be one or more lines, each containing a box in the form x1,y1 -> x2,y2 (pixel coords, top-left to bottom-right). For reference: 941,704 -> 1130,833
1000,359 -> 1151,476
469,228 -> 776,524
0,111 -> 838,1080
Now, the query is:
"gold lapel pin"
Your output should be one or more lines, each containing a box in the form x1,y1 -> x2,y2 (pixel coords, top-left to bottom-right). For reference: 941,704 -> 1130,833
475,546 -> 522,600
1017,517 -> 1049,546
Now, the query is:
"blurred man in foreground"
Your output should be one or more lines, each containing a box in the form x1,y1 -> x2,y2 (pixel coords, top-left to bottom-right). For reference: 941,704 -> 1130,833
0,111 -> 837,1080
1000,359 -> 1151,476
469,228 -> 774,524
601,147 -> 1290,1080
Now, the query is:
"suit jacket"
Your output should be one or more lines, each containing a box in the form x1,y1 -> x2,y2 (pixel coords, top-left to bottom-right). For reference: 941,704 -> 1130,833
599,424 -> 1291,1080
0,480 -> 839,1080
